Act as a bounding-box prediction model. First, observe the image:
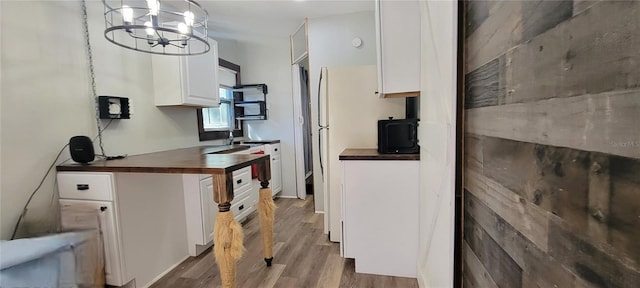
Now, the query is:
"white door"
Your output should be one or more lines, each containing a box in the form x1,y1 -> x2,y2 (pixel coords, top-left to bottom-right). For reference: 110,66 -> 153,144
291,64 -> 307,199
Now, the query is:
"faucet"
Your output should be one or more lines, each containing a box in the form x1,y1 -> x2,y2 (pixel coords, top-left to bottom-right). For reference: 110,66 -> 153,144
228,131 -> 234,145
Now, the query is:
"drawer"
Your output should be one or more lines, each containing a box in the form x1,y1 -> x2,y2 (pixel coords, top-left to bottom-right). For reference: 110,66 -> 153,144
230,194 -> 251,219
233,183 -> 253,203
266,143 -> 280,155
58,173 -> 114,201
232,166 -> 252,191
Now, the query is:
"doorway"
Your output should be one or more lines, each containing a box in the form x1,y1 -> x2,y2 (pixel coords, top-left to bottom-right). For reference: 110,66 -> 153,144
291,20 -> 314,200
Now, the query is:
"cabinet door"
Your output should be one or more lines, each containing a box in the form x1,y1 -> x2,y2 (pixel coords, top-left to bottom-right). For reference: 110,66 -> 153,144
199,177 -> 216,244
153,39 -> 220,107
59,199 -> 126,286
181,39 -> 220,107
376,0 -> 421,97
271,154 -> 282,194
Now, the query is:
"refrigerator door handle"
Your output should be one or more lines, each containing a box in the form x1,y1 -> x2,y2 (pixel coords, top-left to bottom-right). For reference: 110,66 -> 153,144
317,68 -> 324,128
318,127 -> 325,178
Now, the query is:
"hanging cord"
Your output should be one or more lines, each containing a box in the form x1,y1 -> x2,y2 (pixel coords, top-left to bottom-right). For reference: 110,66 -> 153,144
81,0 -> 107,157
10,145 -> 68,240
9,120 -> 116,240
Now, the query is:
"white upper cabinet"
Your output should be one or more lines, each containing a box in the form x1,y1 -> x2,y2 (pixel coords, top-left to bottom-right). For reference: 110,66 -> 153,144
290,20 -> 308,64
375,0 -> 421,98
153,38 -> 220,107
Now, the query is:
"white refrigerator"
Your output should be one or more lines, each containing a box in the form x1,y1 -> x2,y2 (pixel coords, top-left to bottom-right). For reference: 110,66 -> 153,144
317,65 -> 405,242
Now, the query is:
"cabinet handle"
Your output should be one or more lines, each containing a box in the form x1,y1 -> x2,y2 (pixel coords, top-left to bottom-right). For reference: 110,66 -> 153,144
237,179 -> 242,184
239,204 -> 244,211
77,184 -> 90,191
100,206 -> 108,212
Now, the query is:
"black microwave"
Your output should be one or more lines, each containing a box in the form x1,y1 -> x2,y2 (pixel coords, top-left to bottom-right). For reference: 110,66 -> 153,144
377,118 -> 419,154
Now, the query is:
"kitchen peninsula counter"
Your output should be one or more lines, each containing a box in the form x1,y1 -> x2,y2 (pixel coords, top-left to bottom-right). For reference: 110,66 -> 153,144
56,145 -> 266,174
56,144 -> 273,288
339,148 -> 420,161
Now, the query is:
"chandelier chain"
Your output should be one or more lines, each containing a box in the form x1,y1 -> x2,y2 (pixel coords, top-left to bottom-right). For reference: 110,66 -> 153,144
81,0 -> 107,157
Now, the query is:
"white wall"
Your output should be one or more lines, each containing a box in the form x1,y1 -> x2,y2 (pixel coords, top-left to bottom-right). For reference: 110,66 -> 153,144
237,37 -> 298,198
0,1 -> 225,240
215,37 -> 241,65
417,1 -> 458,287
307,10 -> 377,212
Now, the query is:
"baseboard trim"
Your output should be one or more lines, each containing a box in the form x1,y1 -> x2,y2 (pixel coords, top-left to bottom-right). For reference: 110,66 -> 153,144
142,255 -> 190,288
314,211 -> 325,214
277,195 -> 299,199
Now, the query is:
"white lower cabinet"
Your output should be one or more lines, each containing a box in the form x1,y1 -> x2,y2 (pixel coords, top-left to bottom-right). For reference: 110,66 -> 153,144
59,199 -> 125,286
341,160 -> 419,278
58,172 -> 128,286
271,154 -> 282,195
59,172 -> 199,287
264,143 -> 282,196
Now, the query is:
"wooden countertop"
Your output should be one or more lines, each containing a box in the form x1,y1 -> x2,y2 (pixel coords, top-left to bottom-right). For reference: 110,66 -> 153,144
56,145 -> 269,174
339,148 -> 420,161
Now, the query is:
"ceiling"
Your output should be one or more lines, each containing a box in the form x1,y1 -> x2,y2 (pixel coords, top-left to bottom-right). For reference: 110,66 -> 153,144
196,0 -> 375,41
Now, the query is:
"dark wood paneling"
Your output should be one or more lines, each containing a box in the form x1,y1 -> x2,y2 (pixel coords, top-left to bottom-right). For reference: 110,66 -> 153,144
506,1 -> 640,104
464,56 -> 505,109
464,210 -> 523,288
464,134 -> 483,172
465,1 -> 523,72
465,168 -> 549,251
548,216 -> 640,288
465,0 -> 491,37
482,137 -> 591,232
609,156 -> 640,264
463,243 -> 498,288
464,0 -> 640,287
521,0 -> 573,41
465,90 -> 640,159
465,191 -> 596,288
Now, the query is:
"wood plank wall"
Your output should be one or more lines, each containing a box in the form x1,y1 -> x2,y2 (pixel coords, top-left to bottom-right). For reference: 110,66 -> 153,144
463,1 -> 640,287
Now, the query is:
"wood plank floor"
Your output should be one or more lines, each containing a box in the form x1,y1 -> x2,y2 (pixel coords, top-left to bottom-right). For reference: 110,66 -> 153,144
149,195 -> 419,288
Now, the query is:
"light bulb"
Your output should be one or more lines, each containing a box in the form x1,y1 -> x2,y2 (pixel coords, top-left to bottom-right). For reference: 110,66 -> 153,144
122,6 -> 133,24
183,11 -> 194,26
146,0 -> 159,16
178,23 -> 189,34
145,21 -> 155,36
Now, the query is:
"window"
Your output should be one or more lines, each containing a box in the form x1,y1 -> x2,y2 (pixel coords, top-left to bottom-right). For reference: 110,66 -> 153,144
197,59 -> 242,141
202,87 -> 233,131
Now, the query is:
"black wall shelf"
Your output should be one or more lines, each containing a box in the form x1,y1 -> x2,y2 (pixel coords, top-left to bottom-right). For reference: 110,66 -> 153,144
233,84 -> 267,121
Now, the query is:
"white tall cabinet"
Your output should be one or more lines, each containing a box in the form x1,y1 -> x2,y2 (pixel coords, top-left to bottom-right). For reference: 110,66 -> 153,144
375,0 -> 421,98
152,39 -> 220,107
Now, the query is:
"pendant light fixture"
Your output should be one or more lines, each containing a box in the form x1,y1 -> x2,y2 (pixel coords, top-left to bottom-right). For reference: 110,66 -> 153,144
102,0 -> 209,56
